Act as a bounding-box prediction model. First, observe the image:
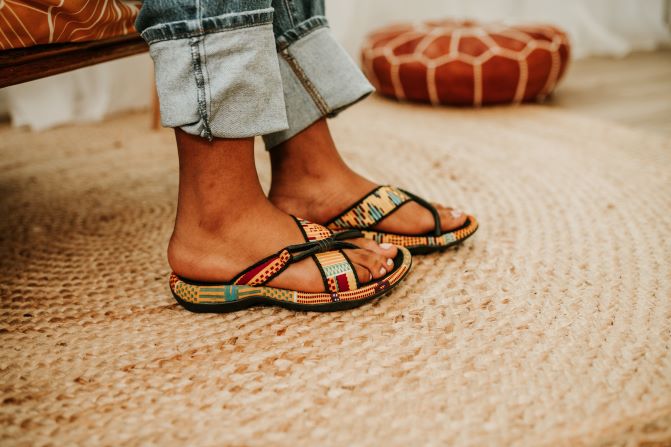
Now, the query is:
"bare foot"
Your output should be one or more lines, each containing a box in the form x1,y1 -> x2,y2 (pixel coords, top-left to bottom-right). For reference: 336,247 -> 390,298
168,201 -> 398,292
169,129 -> 397,293
268,119 -> 468,235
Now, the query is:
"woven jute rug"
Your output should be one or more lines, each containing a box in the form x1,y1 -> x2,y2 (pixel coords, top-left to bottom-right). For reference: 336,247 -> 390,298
1,97 -> 670,446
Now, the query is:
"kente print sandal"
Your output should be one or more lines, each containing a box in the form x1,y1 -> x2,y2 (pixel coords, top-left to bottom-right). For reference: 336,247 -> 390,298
325,185 -> 478,255
169,217 -> 412,313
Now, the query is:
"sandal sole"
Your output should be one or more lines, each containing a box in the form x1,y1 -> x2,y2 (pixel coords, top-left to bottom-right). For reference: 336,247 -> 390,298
170,247 -> 412,313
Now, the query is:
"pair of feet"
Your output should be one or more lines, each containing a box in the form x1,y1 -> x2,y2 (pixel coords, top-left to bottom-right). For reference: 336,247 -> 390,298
168,119 -> 468,293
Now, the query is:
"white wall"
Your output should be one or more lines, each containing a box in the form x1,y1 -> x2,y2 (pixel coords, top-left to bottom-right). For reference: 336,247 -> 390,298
326,0 -> 671,59
1,54 -> 153,131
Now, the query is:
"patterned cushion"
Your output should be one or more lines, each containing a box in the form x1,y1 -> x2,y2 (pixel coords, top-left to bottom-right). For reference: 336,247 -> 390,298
0,1 -> 141,50
361,20 -> 570,106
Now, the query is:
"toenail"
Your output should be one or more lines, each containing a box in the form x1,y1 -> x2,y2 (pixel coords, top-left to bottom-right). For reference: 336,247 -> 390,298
379,243 -> 393,249
379,267 -> 386,276
451,209 -> 463,219
386,258 -> 393,267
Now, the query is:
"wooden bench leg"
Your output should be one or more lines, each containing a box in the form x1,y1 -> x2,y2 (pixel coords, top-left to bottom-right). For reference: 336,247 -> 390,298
151,77 -> 160,130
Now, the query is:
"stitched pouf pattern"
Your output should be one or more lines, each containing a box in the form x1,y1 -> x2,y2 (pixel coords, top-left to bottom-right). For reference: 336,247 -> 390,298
361,20 -> 570,106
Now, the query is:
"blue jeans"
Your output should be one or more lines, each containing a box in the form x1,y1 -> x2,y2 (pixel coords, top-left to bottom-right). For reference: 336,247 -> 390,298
136,0 -> 373,148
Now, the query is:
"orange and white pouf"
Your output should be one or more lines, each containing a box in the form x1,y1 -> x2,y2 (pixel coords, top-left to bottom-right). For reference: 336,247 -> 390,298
361,20 -> 570,106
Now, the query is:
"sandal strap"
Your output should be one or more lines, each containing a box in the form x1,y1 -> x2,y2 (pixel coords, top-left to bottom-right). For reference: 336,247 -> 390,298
314,249 -> 360,293
295,217 -> 362,292
294,217 -> 334,241
232,219 -> 363,288
326,185 -> 443,237
400,189 -> 443,237
325,186 -> 411,230
232,249 -> 293,287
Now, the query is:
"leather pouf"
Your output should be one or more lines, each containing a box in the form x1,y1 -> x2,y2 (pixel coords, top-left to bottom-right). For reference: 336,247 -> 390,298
361,20 -> 570,106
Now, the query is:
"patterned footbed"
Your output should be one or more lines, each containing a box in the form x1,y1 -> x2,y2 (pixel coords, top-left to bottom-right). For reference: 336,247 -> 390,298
326,185 -> 479,254
169,246 -> 412,312
361,215 -> 479,254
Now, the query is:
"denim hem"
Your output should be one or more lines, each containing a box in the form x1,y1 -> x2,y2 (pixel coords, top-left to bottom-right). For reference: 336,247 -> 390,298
263,26 -> 374,149
141,7 -> 275,44
275,15 -> 329,50
148,20 -> 288,140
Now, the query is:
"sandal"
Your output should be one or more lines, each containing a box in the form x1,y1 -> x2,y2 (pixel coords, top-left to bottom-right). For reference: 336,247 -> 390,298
169,217 -> 412,312
325,185 -> 478,255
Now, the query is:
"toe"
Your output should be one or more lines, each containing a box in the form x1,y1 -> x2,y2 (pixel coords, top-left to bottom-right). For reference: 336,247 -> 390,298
352,237 -> 398,260
345,248 -> 391,283
435,204 -> 468,232
352,262 -> 373,284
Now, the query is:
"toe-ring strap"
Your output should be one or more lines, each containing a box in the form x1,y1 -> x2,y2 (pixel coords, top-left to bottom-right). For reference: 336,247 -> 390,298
325,185 -> 443,237
232,223 -> 363,291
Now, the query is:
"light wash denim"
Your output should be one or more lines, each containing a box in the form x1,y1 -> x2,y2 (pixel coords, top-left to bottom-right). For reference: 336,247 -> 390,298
136,0 -> 373,148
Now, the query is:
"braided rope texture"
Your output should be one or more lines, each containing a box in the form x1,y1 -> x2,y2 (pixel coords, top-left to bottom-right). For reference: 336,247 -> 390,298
0,97 -> 669,446
362,20 -> 570,106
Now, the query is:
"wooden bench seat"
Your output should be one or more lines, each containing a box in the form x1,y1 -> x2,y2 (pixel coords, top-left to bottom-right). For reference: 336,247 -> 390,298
0,34 -> 148,89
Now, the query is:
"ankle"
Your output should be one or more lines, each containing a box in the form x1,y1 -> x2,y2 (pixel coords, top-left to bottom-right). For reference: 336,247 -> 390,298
270,150 -> 351,187
179,195 -> 263,230
269,171 -> 374,224
270,120 -> 352,179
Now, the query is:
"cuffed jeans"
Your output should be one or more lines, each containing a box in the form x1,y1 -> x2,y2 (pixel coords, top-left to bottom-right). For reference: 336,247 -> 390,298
136,0 -> 373,149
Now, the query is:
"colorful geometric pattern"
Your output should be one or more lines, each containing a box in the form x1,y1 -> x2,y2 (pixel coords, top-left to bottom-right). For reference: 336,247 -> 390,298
327,186 -> 411,231
232,218 -> 364,292
296,217 -> 333,241
233,250 -> 291,286
314,250 -> 358,293
326,185 -> 478,253
0,0 -> 142,50
168,246 -> 412,310
361,20 -> 570,106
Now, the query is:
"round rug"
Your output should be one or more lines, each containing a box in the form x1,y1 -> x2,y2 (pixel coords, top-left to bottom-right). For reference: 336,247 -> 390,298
0,98 -> 669,446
